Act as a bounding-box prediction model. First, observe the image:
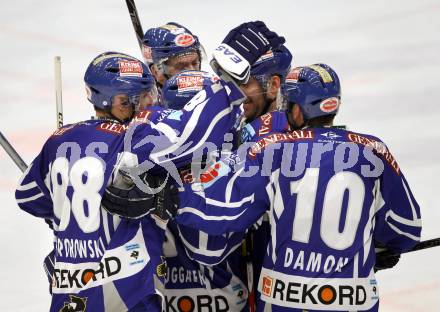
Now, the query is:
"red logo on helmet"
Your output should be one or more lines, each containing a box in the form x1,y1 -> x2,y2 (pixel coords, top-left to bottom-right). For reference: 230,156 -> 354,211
119,60 -> 143,77
175,33 -> 195,47
285,68 -> 301,84
177,75 -> 204,92
320,97 -> 339,113
141,44 -> 153,64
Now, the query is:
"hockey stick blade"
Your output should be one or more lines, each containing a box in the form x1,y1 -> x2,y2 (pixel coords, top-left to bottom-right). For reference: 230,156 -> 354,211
0,131 -> 28,172
125,0 -> 144,51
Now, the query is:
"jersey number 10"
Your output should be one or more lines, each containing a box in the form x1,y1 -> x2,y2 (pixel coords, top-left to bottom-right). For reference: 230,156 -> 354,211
290,168 -> 365,250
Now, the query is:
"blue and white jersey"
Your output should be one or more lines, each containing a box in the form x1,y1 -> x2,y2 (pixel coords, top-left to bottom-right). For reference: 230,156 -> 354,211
176,127 -> 422,311
139,85 -> 248,311
15,120 -> 166,312
126,79 -> 243,176
15,78 -> 245,311
160,221 -> 248,312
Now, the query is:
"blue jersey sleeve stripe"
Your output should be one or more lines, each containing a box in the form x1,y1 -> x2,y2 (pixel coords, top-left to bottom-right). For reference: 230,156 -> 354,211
387,222 -> 421,241
401,175 -> 421,219
16,192 -> 44,203
17,180 -> 38,191
178,206 -> 247,221
386,210 -> 422,227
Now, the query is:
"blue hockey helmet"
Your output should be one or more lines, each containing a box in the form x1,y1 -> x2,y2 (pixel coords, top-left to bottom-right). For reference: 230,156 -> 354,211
162,70 -> 218,110
282,64 -> 341,120
84,52 -> 157,110
144,22 -> 203,66
250,45 -> 293,83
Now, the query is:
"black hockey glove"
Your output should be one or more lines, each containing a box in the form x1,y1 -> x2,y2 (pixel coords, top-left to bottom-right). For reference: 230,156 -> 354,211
374,244 -> 401,272
102,172 -> 179,220
153,177 -> 180,221
102,172 -> 157,219
222,21 -> 285,65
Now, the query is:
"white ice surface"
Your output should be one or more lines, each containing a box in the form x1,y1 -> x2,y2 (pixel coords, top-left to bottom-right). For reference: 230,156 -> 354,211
1,0 -> 439,311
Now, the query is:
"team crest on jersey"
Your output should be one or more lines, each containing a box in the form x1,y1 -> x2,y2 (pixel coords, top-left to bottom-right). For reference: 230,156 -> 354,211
119,60 -> 143,77
59,295 -> 87,312
156,256 -> 167,277
174,33 -> 195,47
320,131 -> 341,139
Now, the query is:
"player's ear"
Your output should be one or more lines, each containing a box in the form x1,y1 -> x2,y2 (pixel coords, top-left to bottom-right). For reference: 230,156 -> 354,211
287,103 -> 304,130
267,75 -> 281,98
150,64 -> 160,80
293,104 -> 304,126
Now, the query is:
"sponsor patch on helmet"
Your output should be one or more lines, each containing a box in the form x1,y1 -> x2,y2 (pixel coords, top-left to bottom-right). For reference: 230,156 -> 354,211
119,60 -> 143,77
92,53 -> 136,66
177,75 -> 204,92
320,97 -> 339,113
255,50 -> 274,64
160,24 -> 185,35
141,44 -> 153,64
309,65 -> 333,83
285,68 -> 302,84
175,33 -> 195,47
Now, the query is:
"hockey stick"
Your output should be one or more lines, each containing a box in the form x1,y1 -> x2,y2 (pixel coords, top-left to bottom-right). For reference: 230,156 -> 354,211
0,131 -> 27,172
125,0 -> 144,51
376,237 -> 440,258
54,56 -> 63,128
404,237 -> 440,254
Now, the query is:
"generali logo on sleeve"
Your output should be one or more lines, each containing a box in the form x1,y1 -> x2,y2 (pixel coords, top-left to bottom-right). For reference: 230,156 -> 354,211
119,60 -> 143,77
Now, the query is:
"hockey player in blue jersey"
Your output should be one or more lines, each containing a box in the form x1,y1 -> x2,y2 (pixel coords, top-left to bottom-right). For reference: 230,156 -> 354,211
16,52 -> 165,311
175,64 -> 422,311
142,22 -> 204,88
238,45 -> 293,311
240,45 -> 292,125
16,21 -> 286,311
103,43 -> 294,311
140,22 -> 289,312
